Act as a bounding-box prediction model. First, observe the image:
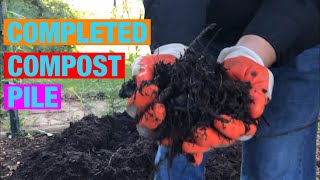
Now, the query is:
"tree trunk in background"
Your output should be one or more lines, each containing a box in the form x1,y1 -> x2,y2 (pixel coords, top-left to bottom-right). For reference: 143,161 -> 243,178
0,0 -> 7,50
0,0 -> 5,122
0,0 -> 21,137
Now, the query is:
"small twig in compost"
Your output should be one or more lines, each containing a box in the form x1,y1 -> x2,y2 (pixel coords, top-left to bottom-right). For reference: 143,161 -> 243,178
107,147 -> 122,167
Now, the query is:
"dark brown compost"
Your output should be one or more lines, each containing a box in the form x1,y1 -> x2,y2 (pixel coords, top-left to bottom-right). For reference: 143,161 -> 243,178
119,24 -> 257,162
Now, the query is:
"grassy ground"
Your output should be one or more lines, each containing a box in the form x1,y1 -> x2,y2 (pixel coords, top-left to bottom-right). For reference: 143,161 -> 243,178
0,66 -> 133,131
22,66 -> 132,98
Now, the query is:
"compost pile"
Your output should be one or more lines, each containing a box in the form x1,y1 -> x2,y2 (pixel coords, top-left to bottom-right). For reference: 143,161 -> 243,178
119,25 -> 257,162
10,113 -> 158,180
9,112 -> 242,180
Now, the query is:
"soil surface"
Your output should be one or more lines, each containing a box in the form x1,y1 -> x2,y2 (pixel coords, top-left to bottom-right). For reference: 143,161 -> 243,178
1,112 -> 320,180
1,112 -> 242,180
0,99 -> 110,135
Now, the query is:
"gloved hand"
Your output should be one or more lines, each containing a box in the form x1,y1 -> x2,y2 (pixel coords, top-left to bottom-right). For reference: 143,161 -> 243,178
182,46 -> 274,165
126,43 -> 187,137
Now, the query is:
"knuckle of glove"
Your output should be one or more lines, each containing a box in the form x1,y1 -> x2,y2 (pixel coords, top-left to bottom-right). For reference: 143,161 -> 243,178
214,115 -> 245,139
214,115 -> 257,142
138,103 -> 166,130
135,103 -> 166,138
126,84 -> 159,118
193,127 -> 235,149
182,141 -> 211,154
237,123 -> 257,141
237,122 -> 257,141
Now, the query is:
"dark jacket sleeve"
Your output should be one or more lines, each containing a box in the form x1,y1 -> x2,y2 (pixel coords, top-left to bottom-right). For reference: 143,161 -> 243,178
243,0 -> 320,65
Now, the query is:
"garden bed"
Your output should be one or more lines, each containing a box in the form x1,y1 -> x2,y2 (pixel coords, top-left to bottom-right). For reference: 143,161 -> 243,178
0,112 -> 242,180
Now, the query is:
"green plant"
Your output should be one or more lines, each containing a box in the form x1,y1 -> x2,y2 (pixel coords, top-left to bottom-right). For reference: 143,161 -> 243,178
6,10 -> 25,18
2,117 -> 10,131
27,116 -> 40,128
25,132 -> 33,139
101,86 -> 126,115
19,110 -> 29,126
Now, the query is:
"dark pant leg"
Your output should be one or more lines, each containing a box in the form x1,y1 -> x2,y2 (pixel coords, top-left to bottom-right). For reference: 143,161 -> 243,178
143,0 -> 209,52
241,45 -> 320,180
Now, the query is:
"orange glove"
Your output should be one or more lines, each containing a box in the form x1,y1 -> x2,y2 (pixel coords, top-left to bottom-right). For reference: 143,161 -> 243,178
182,46 -> 274,165
126,43 -> 187,137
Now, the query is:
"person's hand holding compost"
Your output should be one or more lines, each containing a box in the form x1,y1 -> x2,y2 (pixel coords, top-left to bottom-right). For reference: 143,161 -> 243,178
126,43 -> 187,138
183,35 -> 275,166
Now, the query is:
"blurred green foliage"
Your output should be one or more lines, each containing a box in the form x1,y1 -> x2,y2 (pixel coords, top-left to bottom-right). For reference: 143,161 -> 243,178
0,0 -> 82,125
6,0 -> 81,52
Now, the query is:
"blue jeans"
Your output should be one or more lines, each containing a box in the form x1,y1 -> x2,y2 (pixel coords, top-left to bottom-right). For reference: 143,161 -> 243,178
154,45 -> 320,180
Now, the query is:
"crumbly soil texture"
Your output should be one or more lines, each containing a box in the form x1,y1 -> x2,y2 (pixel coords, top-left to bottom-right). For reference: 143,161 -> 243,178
119,35 -> 256,162
1,113 -> 242,180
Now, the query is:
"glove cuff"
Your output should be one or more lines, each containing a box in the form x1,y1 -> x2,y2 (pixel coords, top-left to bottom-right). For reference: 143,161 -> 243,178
217,46 -> 265,66
153,43 -> 188,58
